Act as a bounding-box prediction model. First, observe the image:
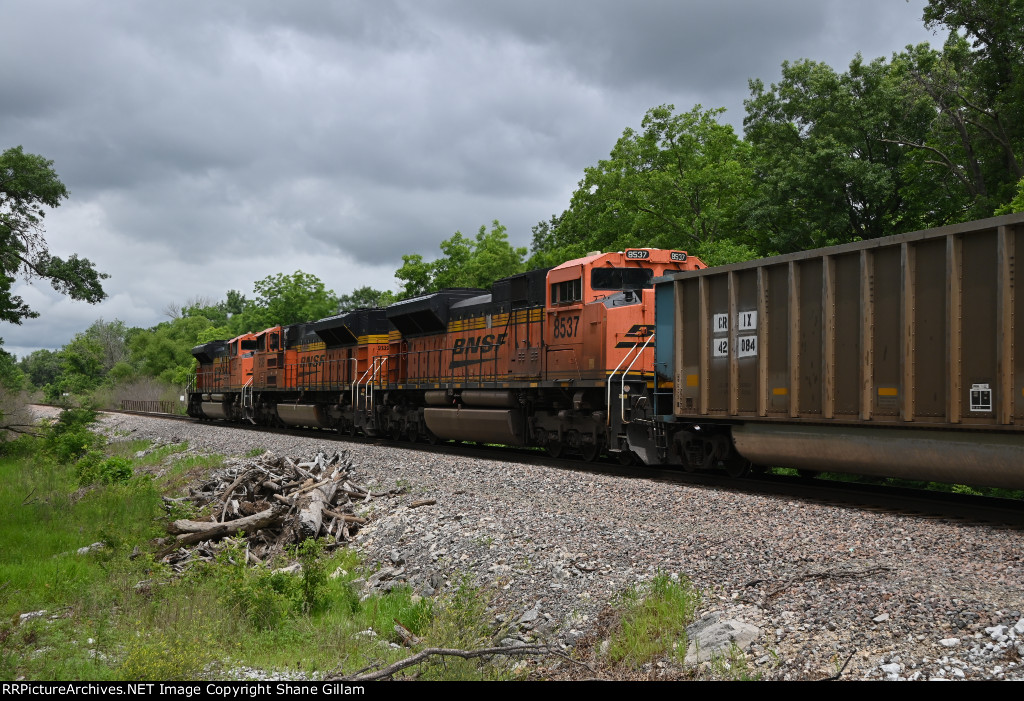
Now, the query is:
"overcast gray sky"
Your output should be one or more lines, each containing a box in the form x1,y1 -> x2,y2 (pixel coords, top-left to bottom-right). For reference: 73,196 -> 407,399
1,0 -> 942,358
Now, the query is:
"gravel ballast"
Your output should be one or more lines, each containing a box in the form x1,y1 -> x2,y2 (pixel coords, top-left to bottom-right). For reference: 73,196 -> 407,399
95,411 -> 1024,680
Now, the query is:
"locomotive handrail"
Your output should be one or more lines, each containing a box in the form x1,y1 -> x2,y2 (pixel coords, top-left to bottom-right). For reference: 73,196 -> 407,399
367,355 -> 388,416
606,344 -> 641,426
606,335 -> 653,426
348,357 -> 358,408
241,377 -> 255,424
354,364 -> 373,412
619,335 -> 654,425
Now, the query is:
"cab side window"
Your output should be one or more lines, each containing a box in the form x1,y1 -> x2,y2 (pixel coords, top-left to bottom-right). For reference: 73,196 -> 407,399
551,278 -> 582,304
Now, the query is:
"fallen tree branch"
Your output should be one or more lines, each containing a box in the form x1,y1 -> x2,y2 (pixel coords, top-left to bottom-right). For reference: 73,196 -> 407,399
170,505 -> 287,535
333,644 -> 550,682
299,480 -> 338,540
219,468 -> 256,522
157,506 -> 285,559
322,508 -> 367,524
761,565 -> 891,601
817,649 -> 857,681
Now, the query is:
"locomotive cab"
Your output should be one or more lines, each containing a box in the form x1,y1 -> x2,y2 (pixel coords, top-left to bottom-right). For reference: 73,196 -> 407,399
188,332 -> 256,421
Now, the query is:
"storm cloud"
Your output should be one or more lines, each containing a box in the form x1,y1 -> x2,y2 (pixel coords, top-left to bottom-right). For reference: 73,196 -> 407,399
0,0 -> 939,356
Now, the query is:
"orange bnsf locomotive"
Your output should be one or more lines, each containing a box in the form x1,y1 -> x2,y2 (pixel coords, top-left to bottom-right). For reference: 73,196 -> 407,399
188,248 -> 704,462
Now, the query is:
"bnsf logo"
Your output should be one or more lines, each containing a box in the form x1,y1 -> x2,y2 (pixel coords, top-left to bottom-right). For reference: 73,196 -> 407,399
452,333 -> 507,355
625,249 -> 650,260
450,333 -> 508,369
300,354 -> 327,365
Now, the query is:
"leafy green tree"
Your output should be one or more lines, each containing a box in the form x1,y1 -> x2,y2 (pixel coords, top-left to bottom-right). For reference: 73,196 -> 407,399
0,341 -> 24,392
0,146 -> 108,323
527,214 -> 564,269
48,332 -> 105,400
890,36 -> 1023,217
690,239 -> 762,267
547,105 -> 753,262
430,231 -> 475,290
0,338 -> 31,442
394,254 -> 435,299
19,347 -> 62,388
237,271 -> 339,331
336,286 -> 397,311
81,318 -> 129,372
128,315 -> 215,386
923,0 -> 1024,107
743,54 -> 960,253
42,318 -> 133,399
173,290 -> 248,328
223,289 -> 248,315
995,176 -> 1024,214
450,221 -> 527,290
195,324 -> 233,344
394,221 -> 527,296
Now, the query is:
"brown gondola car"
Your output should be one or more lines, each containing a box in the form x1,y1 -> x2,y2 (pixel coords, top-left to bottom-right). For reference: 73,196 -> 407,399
653,212 -> 1024,489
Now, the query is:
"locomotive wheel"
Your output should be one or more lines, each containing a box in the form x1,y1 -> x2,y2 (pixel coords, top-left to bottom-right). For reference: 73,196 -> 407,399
618,450 -> 638,466
580,441 -> 601,463
425,431 -> 440,445
546,440 -> 565,459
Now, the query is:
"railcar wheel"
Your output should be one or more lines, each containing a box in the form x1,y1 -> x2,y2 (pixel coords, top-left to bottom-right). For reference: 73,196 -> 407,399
618,450 -> 638,466
546,441 -> 565,459
580,441 -> 601,463
723,457 -> 751,478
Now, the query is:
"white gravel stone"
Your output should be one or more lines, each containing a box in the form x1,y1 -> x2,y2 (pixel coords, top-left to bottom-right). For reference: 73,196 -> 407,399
84,410 -> 1024,680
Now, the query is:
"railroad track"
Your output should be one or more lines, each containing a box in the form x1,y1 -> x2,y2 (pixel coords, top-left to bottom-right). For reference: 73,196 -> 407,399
89,406 -> 1024,528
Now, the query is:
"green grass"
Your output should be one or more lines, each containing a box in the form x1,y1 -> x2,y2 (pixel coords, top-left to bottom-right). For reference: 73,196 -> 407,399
135,442 -> 190,466
0,443 -> 166,680
0,415 -> 515,682
605,572 -> 701,667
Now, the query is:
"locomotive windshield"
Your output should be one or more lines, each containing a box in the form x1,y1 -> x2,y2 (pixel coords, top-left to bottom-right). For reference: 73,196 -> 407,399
591,267 -> 654,291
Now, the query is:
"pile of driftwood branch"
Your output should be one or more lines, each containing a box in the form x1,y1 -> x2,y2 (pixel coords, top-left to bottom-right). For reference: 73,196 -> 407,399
159,450 -> 398,565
